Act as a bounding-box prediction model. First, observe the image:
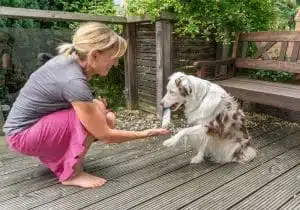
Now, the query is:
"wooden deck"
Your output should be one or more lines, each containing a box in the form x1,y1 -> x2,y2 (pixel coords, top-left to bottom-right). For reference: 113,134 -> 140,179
0,123 -> 299,210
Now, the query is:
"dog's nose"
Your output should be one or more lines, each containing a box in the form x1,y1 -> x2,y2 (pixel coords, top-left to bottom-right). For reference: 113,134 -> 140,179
160,101 -> 164,107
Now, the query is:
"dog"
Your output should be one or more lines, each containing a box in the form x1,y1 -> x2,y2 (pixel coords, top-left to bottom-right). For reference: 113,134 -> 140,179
160,72 -> 257,164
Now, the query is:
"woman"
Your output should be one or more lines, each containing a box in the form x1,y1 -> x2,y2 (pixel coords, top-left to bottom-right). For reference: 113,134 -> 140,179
3,22 -> 171,188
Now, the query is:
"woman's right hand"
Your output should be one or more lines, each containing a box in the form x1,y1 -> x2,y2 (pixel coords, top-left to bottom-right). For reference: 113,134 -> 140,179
143,128 -> 172,137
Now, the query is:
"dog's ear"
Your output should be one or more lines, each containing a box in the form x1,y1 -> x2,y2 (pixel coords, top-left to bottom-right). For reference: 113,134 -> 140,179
175,76 -> 192,97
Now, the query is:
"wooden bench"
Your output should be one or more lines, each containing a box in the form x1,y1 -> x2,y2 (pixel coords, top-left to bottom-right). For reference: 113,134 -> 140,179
193,31 -> 300,112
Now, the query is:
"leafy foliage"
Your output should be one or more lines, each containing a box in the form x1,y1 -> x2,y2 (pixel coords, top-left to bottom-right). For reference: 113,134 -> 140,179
1,0 -> 126,109
274,0 -> 298,30
126,0 -> 279,44
127,0 -> 298,82
89,59 -> 126,109
248,70 -> 293,82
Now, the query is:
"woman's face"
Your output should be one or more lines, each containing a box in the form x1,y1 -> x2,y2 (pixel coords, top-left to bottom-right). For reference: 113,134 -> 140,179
87,48 -> 120,77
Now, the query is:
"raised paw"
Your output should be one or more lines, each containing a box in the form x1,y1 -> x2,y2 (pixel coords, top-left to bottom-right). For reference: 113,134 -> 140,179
162,137 -> 178,147
190,155 -> 204,164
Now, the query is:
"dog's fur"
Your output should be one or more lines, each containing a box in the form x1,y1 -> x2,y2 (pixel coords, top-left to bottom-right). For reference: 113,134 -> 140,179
160,72 -> 257,164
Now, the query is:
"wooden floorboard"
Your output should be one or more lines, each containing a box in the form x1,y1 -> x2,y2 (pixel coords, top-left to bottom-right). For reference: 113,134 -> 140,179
0,136 -> 169,188
180,147 -> 300,210
279,191 -> 300,210
0,142 -> 191,209
128,131 -> 300,210
21,126 -> 298,209
75,129 -> 300,210
0,123 -> 299,210
229,165 -> 300,209
24,125 -> 284,209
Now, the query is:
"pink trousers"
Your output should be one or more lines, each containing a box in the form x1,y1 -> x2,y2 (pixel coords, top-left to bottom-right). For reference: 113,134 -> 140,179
6,108 -> 88,181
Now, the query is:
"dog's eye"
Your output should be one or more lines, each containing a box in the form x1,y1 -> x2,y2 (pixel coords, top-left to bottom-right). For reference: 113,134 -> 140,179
169,90 -> 175,94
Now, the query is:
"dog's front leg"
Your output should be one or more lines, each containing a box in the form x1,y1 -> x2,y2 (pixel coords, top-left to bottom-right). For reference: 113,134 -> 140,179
190,137 -> 208,164
163,124 -> 205,147
162,128 -> 188,147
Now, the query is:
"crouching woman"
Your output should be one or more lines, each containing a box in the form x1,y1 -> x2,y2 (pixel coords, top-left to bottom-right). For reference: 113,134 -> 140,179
3,22 -> 170,188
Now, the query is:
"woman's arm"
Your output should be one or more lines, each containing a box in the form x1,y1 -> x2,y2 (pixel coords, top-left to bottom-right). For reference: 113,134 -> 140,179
72,100 -> 170,144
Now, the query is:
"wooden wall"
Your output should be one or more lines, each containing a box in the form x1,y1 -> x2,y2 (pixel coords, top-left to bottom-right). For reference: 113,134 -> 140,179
136,23 -> 157,113
135,23 -> 217,114
172,36 -> 216,72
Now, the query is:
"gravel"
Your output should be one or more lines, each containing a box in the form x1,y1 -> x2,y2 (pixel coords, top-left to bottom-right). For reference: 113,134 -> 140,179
114,109 -> 300,133
103,109 -> 299,150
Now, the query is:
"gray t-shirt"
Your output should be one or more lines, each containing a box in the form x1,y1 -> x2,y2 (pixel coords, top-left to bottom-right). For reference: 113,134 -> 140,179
3,54 -> 94,136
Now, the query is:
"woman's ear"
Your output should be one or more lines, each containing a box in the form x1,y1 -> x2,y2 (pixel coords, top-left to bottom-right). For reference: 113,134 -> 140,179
90,50 -> 98,60
86,51 -> 98,68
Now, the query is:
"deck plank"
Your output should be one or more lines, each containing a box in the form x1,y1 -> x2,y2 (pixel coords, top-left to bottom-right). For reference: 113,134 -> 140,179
129,131 -> 300,210
279,192 -> 300,210
81,131 -> 300,210
0,123 -> 298,210
26,127 -> 298,209
229,165 -> 300,209
180,151 -> 300,209
0,135 -> 171,187
0,137 -> 187,203
0,126 -> 272,190
0,151 -> 192,209
0,136 -> 166,178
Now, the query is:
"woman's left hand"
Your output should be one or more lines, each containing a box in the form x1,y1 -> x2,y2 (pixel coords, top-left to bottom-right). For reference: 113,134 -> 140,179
97,96 -> 108,108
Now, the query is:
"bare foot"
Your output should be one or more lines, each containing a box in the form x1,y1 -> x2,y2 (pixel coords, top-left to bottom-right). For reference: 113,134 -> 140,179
62,172 -> 107,188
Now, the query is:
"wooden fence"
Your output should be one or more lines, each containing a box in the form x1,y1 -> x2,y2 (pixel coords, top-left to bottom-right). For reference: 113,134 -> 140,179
0,6 -> 216,118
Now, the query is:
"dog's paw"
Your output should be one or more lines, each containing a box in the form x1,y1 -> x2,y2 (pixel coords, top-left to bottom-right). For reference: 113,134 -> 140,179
163,137 -> 177,147
190,155 -> 204,164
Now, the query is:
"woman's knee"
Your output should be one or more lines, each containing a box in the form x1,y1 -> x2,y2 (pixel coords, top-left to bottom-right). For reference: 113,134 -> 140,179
93,99 -> 116,128
106,111 -> 116,129
94,99 -> 106,111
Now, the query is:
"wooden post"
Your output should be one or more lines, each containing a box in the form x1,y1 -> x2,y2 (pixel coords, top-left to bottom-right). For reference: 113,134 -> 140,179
124,23 -> 138,110
156,20 -> 173,119
0,102 -> 4,136
294,10 -> 300,81
217,29 -> 229,79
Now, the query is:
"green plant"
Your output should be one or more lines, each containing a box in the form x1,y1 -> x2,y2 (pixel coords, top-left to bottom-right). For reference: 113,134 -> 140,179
126,0 -> 297,83
246,0 -> 297,82
273,0 -> 298,30
126,0 -> 278,44
89,58 -> 126,110
248,69 -> 293,82
1,0 -> 126,109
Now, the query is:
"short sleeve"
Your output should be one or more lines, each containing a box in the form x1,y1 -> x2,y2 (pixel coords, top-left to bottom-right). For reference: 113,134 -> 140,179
62,79 -> 94,103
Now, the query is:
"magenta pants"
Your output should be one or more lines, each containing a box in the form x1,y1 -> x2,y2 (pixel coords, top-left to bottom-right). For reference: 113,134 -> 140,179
6,108 -> 88,181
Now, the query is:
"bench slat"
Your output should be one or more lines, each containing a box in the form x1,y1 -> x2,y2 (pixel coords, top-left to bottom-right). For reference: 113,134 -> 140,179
240,31 -> 300,42
241,41 -> 248,58
253,41 -> 276,59
229,76 -> 300,90
219,79 -> 299,97
217,78 -> 300,111
279,41 -> 288,61
235,58 -> 300,74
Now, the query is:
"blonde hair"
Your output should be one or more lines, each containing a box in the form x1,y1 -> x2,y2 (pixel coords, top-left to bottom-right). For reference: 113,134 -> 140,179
57,22 -> 127,60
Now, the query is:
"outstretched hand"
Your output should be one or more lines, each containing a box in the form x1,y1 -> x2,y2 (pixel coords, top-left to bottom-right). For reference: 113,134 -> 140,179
144,128 -> 172,137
